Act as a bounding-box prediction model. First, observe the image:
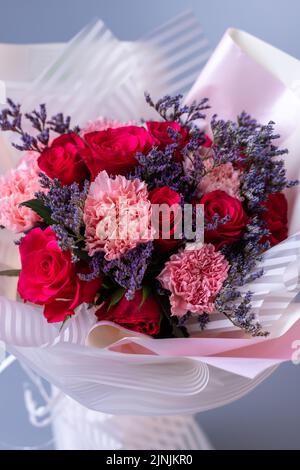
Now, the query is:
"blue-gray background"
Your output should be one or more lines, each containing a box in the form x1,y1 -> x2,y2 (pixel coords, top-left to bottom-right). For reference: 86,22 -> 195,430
0,0 -> 300,450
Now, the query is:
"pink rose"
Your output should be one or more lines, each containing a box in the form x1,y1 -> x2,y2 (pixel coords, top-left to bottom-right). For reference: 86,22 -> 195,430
261,193 -> 288,246
146,121 -> 189,161
38,132 -> 89,186
149,186 -> 182,252
96,289 -> 161,336
201,190 -> 249,249
80,126 -> 155,178
18,227 -> 101,323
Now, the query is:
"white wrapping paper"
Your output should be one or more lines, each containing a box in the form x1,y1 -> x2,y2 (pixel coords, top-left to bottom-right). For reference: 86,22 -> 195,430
0,20 -> 300,415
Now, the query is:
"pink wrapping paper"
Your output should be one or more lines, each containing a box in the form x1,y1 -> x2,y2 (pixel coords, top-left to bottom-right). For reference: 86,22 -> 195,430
186,28 -> 300,146
86,316 -> 300,379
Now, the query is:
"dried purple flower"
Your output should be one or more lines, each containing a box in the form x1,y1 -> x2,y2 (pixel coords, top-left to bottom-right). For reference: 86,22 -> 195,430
35,174 -> 89,251
211,112 -> 298,209
0,98 -> 78,153
145,92 -> 210,128
132,145 -> 195,201
101,242 -> 153,300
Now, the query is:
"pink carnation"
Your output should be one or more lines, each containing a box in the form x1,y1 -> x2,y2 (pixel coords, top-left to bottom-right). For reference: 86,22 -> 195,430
0,152 -> 45,232
81,117 -> 135,135
83,171 -> 154,260
199,162 -> 241,199
157,243 -> 229,317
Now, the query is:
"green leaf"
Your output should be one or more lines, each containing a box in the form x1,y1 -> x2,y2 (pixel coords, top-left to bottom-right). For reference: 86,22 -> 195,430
73,249 -> 90,262
108,287 -> 126,310
20,199 -> 54,225
101,281 -> 111,290
155,292 -> 188,338
0,269 -> 21,277
139,285 -> 151,308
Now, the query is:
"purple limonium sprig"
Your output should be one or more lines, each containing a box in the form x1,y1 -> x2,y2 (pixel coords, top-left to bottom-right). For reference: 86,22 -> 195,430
145,92 -> 210,128
211,112 -> 298,208
35,174 -> 89,251
221,291 -> 263,336
216,218 -> 271,336
144,92 -> 211,198
177,312 -> 209,331
46,113 -> 72,134
0,99 -> 43,152
101,242 -> 154,300
202,111 -> 299,336
197,313 -> 210,330
0,98 -> 77,152
132,145 -> 195,201
79,243 -> 154,299
181,132 -> 210,187
77,252 -> 104,281
51,224 -> 76,253
177,312 -> 192,327
205,213 -> 231,231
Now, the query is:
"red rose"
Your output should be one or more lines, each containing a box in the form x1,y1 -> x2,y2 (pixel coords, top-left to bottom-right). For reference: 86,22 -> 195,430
261,193 -> 288,246
146,121 -> 189,161
95,289 -> 161,336
201,190 -> 249,249
17,227 -> 101,323
38,132 -> 89,186
80,126 -> 155,178
149,186 -> 182,252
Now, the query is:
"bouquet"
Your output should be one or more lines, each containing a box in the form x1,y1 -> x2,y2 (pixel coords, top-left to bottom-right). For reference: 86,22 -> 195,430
0,92 -> 297,340
1,16 -> 300,419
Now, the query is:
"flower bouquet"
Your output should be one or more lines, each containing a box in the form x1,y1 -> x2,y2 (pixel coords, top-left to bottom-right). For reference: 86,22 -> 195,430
1,14 -> 300,450
0,91 -> 296,337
